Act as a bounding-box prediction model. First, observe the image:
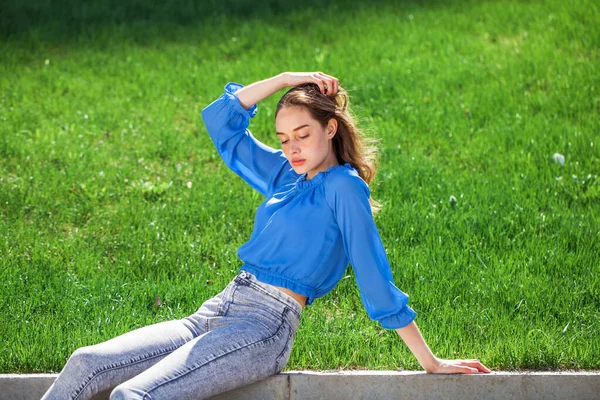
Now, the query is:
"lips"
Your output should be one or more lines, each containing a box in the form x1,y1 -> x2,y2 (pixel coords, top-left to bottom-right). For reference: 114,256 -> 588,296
292,159 -> 305,166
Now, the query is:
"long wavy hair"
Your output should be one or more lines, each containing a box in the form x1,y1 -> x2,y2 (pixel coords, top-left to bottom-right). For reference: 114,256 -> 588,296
275,83 -> 383,216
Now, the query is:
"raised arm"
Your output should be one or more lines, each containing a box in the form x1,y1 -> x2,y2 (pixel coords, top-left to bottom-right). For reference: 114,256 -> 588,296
234,74 -> 288,110
201,72 -> 342,197
201,75 -> 294,198
235,72 -> 339,107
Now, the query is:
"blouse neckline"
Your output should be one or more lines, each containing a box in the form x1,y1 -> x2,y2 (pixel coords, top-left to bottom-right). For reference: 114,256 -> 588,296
294,162 -> 353,192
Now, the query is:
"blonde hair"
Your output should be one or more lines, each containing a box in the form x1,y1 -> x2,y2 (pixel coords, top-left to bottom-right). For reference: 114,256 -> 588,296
275,83 -> 383,216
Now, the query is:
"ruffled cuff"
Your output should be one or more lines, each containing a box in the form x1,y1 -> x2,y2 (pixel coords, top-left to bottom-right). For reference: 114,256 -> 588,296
378,305 -> 417,330
224,82 -> 258,119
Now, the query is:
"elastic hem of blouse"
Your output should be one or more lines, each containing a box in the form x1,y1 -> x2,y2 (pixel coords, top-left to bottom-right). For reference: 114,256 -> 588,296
224,82 -> 258,119
294,162 -> 353,192
378,306 -> 418,330
239,264 -> 317,305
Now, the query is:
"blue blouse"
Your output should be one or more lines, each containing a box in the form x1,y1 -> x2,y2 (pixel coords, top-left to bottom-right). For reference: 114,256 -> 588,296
200,82 -> 417,329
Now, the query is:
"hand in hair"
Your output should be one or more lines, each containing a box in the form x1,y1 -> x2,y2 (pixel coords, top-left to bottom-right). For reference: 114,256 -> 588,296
282,72 -> 339,96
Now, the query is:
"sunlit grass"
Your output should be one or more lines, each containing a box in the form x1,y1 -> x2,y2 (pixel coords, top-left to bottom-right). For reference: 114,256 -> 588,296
1,0 -> 598,373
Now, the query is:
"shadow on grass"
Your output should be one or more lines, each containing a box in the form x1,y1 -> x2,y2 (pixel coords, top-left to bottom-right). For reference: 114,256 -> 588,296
1,0 -> 465,47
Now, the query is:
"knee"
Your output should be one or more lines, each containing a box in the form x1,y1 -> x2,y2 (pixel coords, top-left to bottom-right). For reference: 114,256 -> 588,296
109,385 -> 129,400
65,345 -> 98,372
110,383 -> 147,400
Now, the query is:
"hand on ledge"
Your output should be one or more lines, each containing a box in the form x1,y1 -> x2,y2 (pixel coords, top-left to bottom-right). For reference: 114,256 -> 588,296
425,358 -> 492,374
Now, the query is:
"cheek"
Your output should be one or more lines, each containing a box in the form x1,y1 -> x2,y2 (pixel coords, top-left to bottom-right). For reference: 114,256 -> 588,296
306,134 -> 321,146
314,136 -> 328,151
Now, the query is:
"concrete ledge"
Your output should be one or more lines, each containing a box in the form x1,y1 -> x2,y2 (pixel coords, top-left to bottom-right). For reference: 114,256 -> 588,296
2,371 -> 600,400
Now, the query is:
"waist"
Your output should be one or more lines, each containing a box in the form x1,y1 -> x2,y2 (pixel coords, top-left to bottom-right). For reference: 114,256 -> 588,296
239,265 -> 315,308
271,285 -> 307,309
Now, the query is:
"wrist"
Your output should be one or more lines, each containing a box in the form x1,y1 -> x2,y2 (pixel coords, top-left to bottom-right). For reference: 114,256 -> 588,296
421,356 -> 441,373
395,322 -> 438,373
277,72 -> 290,89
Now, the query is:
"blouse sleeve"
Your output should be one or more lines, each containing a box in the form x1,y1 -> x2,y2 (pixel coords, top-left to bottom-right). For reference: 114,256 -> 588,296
201,82 -> 293,198
325,171 -> 417,329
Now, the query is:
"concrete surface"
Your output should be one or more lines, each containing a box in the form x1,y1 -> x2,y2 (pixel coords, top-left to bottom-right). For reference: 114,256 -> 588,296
2,370 -> 599,400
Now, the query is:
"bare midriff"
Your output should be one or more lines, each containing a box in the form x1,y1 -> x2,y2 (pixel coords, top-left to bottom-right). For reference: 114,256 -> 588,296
271,285 -> 307,309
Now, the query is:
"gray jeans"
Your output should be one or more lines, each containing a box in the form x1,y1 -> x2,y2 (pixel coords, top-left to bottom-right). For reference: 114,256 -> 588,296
41,270 -> 302,399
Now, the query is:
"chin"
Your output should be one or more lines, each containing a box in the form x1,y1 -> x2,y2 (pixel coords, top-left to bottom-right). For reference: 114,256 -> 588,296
290,161 -> 308,173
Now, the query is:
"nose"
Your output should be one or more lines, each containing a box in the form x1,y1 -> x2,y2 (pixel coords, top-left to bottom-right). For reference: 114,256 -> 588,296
289,140 -> 301,154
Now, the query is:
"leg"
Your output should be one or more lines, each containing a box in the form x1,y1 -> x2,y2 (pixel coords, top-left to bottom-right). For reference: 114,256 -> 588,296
40,283 -> 231,400
110,277 -> 300,400
40,318 -> 202,400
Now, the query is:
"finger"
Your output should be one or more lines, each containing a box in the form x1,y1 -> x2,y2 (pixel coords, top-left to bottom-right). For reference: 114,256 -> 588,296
460,360 -> 491,373
312,76 -> 325,93
320,74 -> 338,95
439,365 -> 476,375
325,75 -> 338,95
317,72 -> 336,82
315,72 -> 334,95
457,366 -> 479,374
326,77 -> 337,95
324,79 -> 332,95
477,363 -> 492,373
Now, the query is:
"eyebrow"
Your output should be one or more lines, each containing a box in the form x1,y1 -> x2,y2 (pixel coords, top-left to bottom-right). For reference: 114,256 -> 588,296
276,124 -> 310,136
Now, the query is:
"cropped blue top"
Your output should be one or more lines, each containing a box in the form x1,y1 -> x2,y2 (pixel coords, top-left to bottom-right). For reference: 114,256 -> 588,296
200,82 -> 417,329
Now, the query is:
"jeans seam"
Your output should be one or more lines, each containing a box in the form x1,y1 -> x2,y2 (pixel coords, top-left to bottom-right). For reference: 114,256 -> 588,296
274,309 -> 293,372
144,315 -> 287,396
71,344 -> 180,400
215,285 -> 228,316
216,283 -> 238,316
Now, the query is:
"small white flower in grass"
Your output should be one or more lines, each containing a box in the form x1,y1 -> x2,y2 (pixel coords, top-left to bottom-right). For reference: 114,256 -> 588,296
449,195 -> 457,206
186,181 -> 192,189
552,153 -> 565,165
45,59 -> 50,65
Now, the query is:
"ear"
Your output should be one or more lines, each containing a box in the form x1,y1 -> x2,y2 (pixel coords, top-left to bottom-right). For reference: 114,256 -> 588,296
327,118 -> 338,139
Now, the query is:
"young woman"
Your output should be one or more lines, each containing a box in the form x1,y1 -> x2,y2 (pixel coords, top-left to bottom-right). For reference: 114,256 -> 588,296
41,71 -> 490,400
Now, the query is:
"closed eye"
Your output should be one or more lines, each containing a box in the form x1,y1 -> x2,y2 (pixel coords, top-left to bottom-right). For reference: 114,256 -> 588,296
281,135 -> 309,144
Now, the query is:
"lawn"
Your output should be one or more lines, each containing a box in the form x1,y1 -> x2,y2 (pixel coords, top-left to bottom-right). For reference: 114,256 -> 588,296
0,0 -> 598,373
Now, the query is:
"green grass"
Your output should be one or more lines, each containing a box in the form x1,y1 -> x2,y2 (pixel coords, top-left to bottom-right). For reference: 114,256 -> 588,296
1,0 -> 598,373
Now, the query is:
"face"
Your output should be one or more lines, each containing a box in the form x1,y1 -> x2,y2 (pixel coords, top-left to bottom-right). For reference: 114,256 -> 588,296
275,106 -> 339,180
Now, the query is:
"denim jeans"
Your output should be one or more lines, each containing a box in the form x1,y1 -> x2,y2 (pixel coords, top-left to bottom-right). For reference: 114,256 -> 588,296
40,270 -> 302,400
